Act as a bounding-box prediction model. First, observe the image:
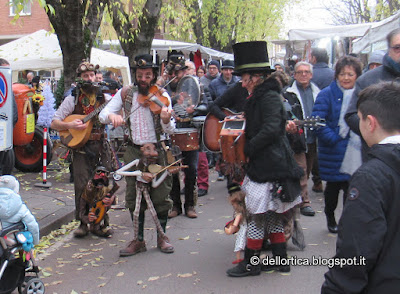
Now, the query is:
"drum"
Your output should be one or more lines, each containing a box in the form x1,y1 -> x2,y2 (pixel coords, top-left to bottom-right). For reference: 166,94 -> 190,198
220,118 -> 246,164
192,116 -> 206,128
171,128 -> 199,151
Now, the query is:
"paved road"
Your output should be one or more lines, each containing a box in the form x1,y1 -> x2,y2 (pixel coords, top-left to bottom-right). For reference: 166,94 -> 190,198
28,169 -> 343,294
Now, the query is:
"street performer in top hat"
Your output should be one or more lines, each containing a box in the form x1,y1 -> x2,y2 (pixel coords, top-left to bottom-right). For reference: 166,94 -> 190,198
226,41 -> 303,277
99,54 -> 176,256
51,60 -> 114,238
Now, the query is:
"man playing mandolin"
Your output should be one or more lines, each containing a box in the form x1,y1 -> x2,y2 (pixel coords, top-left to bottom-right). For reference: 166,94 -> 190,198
99,54 -> 176,256
51,60 -> 114,238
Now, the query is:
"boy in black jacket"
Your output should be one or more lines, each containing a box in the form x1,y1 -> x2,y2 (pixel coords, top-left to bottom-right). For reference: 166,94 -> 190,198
322,81 -> 400,293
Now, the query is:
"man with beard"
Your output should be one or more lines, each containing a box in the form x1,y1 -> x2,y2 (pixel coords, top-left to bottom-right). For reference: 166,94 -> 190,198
99,54 -> 176,256
51,60 -> 113,238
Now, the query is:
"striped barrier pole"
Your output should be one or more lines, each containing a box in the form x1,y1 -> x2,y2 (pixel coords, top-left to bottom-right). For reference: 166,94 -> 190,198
34,127 -> 52,188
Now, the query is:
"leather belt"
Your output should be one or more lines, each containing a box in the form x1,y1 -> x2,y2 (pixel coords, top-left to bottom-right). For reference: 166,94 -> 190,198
88,132 -> 103,141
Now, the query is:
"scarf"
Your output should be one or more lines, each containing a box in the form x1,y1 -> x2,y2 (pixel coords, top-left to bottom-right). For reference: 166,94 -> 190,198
384,53 -> 400,74
338,83 -> 353,139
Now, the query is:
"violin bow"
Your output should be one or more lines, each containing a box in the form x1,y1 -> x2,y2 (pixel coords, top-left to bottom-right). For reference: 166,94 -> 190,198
152,158 -> 185,176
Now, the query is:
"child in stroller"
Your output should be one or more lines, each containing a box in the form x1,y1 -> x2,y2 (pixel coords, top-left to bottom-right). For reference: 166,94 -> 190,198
0,222 -> 44,294
0,176 -> 44,293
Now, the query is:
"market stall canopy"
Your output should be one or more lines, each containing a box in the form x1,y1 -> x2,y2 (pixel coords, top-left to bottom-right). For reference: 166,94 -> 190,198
288,23 -> 372,41
151,39 -> 234,60
0,30 -> 131,85
352,11 -> 400,54
102,39 -> 234,60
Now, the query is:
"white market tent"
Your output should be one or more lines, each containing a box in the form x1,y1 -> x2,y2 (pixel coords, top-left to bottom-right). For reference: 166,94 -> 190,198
352,11 -> 400,54
150,39 -> 234,60
0,30 -> 132,85
288,23 -> 373,41
102,38 -> 234,61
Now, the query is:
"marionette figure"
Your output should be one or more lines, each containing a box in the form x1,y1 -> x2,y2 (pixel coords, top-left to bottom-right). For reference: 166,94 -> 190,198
116,142 -> 182,249
75,166 -> 119,238
225,183 -> 248,264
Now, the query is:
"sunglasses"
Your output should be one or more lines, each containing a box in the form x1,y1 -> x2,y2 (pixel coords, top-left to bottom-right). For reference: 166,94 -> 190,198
95,170 -> 109,175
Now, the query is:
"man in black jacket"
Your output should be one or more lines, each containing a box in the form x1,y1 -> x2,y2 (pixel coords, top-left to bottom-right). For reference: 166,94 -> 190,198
322,81 -> 400,293
346,28 -> 400,161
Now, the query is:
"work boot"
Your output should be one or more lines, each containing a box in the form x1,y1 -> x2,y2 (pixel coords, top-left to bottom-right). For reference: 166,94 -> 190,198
226,247 -> 261,277
168,206 -> 182,218
73,223 -> 89,238
119,240 -> 146,257
261,243 -> 290,272
185,206 -> 198,218
157,235 -> 174,253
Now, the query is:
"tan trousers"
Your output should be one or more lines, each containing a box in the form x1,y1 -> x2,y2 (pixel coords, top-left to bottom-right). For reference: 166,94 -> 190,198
293,152 -> 310,207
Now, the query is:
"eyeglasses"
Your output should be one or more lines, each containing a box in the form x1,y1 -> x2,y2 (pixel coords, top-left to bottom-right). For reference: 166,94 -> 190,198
241,74 -> 263,84
390,45 -> 400,52
295,70 -> 311,75
208,66 -> 218,70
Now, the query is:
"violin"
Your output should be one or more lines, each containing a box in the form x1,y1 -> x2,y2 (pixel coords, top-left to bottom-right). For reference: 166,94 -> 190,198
137,85 -> 170,114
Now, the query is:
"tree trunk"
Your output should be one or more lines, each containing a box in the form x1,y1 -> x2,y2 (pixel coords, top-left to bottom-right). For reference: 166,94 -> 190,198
45,0 -> 105,91
111,0 -> 163,79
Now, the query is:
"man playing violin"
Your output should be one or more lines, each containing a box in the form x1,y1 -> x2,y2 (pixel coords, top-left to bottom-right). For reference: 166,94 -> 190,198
51,60 -> 114,238
99,54 -> 176,256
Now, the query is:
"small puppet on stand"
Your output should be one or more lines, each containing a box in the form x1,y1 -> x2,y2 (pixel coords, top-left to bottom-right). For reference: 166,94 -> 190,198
116,143 -> 184,249
225,183 -> 248,264
74,166 -> 119,238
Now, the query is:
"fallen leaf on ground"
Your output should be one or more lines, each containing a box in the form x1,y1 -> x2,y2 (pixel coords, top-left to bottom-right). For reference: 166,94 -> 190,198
177,273 -> 193,278
98,283 -> 106,287
148,276 -> 159,281
213,229 -> 224,234
117,272 -> 124,277
137,280 -> 143,285
179,236 -> 190,240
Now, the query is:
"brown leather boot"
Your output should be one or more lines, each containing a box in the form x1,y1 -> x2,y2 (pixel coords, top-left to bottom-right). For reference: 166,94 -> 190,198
73,223 -> 89,238
168,206 -> 182,219
185,206 -> 197,218
157,235 -> 174,253
119,240 -> 146,257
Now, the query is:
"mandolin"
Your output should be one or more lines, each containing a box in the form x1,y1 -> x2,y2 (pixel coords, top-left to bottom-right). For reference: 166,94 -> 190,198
59,100 -> 110,148
91,183 -> 119,225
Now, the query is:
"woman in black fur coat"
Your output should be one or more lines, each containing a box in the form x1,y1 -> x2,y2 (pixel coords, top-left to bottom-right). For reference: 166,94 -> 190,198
226,41 -> 303,278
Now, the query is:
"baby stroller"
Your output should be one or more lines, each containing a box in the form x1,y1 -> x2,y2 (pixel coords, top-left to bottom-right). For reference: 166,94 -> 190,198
0,222 -> 45,294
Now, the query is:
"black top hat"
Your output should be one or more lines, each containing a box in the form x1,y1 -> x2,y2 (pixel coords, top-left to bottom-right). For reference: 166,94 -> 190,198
133,54 -> 159,70
232,41 -> 273,75
221,59 -> 235,69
